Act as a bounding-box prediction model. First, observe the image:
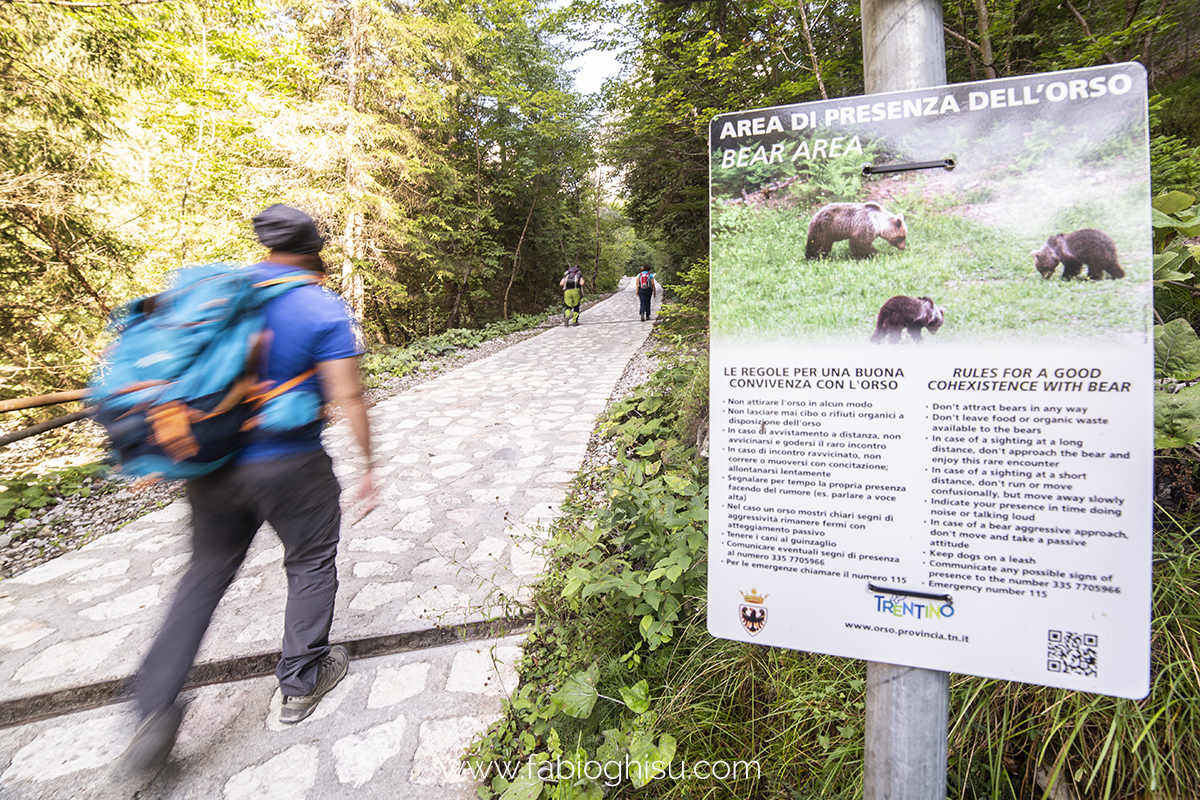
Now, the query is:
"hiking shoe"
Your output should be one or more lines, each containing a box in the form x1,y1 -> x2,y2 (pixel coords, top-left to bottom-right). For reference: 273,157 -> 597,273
124,703 -> 183,773
280,645 -> 349,724
573,320 -> 580,326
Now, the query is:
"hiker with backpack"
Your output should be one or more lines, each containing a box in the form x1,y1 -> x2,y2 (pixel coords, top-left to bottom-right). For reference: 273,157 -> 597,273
121,204 -> 377,772
560,264 -> 585,326
636,268 -> 659,321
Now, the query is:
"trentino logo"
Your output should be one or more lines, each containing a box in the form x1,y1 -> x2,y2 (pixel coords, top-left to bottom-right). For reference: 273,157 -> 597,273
874,595 -> 955,620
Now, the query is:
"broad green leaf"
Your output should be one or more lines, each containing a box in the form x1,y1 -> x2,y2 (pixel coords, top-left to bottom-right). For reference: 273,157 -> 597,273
565,782 -> 603,800
1154,250 -> 1184,269
616,575 -> 643,598
595,727 -> 627,765
627,731 -> 678,788
618,680 -> 652,714
1151,208 -> 1180,228
1154,251 -> 1193,283
637,396 -> 664,413
551,668 -> 599,718
500,760 -> 545,800
1155,320 -> 1200,380
1155,389 -> 1200,449
663,474 -> 693,495
581,577 -> 622,599
1152,191 -> 1196,215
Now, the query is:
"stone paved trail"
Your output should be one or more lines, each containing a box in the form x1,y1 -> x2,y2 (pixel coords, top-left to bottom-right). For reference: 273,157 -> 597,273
0,283 -> 659,799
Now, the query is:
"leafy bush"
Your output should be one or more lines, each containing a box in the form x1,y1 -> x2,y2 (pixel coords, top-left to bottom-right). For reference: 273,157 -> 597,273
360,311 -> 551,387
1150,191 -> 1200,453
0,463 -> 108,525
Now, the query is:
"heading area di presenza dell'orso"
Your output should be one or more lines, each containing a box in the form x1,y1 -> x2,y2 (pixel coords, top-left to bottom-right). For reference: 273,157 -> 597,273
711,71 -> 1139,167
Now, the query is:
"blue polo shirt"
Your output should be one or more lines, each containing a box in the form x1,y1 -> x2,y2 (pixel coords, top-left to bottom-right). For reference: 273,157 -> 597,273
238,262 -> 361,463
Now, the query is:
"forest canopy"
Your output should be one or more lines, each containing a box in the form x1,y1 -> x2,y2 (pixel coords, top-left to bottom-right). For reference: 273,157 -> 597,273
1,0 -> 620,402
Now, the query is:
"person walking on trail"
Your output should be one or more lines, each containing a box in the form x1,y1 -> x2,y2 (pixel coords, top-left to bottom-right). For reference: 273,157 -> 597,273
560,264 -> 585,326
125,204 -> 378,773
636,268 -> 659,321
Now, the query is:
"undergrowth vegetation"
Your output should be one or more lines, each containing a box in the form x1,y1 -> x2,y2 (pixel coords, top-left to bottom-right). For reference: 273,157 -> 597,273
359,310 -> 553,389
0,464 -> 108,526
469,248 -> 1200,798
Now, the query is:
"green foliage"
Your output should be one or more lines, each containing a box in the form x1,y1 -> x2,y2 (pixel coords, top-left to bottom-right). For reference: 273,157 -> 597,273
2,0 -> 607,399
0,464 -> 108,525
1151,192 -> 1200,451
359,311 -> 549,387
602,0 -> 866,270
943,0 -> 1194,85
0,0 -> 162,399
467,354 -> 710,798
1149,98 -> 1200,195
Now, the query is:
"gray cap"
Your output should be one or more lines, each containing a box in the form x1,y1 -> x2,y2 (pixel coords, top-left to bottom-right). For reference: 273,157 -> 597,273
252,204 -> 326,254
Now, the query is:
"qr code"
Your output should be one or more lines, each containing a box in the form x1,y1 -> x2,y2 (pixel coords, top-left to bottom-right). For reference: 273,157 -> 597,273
1047,630 -> 1098,676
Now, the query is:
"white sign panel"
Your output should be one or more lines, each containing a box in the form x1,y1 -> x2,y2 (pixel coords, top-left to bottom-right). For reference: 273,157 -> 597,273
707,64 -> 1152,698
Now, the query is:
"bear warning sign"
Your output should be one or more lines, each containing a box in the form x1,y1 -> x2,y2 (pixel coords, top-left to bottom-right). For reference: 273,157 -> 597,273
706,63 -> 1152,699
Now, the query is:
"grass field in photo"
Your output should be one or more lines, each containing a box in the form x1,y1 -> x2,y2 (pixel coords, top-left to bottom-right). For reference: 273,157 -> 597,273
711,152 -> 1152,346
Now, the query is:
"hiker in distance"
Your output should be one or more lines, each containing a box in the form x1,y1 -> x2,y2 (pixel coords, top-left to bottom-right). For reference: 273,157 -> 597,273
560,263 -> 585,326
635,267 -> 659,322
125,204 -> 378,772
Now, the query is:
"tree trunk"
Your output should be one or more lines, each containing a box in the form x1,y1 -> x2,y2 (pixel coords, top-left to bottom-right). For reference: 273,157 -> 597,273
503,184 -> 539,319
797,0 -> 828,99
592,169 -> 602,290
341,0 -> 366,323
975,0 -> 997,78
448,117 -> 484,329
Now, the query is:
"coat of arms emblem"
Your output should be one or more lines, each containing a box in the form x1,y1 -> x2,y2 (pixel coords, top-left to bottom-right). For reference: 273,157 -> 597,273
739,588 -> 768,635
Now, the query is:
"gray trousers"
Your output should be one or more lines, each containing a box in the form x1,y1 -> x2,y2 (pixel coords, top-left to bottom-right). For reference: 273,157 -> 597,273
135,449 -> 342,717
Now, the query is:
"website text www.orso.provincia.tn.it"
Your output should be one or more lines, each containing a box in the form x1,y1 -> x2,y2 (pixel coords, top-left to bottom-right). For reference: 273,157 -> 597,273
844,621 -> 970,643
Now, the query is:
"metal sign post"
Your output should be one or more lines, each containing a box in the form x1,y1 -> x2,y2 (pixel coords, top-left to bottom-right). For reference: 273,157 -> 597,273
860,2 -> 949,797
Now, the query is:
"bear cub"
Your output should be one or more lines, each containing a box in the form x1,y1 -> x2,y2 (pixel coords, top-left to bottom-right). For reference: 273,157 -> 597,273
1032,229 -> 1124,280
805,202 -> 907,259
871,296 -> 945,343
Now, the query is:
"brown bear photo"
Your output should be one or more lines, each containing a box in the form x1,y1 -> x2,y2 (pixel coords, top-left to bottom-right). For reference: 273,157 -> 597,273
805,201 -> 908,259
871,296 -> 945,343
1031,228 -> 1125,280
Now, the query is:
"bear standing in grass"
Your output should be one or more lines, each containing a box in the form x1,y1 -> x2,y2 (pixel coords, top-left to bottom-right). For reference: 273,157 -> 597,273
1032,229 -> 1125,280
805,201 -> 908,259
871,296 -> 945,343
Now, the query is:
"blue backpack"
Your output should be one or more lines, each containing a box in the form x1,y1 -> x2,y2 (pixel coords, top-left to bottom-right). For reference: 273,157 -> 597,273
88,263 -> 323,480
